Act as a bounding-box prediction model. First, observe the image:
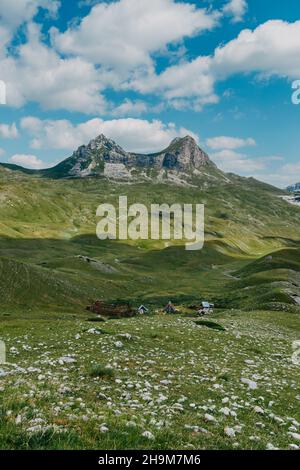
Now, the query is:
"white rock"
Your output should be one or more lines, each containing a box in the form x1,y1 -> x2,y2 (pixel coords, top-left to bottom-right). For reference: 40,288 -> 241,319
241,378 -> 258,390
87,328 -> 101,335
100,425 -> 109,433
224,427 -> 236,438
58,356 -> 77,364
160,380 -> 172,385
15,415 -> 22,425
266,443 -> 279,450
204,413 -> 217,423
288,432 -> 300,441
142,431 -> 155,440
253,406 -> 264,414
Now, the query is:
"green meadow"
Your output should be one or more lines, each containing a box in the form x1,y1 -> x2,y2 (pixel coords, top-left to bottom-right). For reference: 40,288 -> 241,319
0,166 -> 300,449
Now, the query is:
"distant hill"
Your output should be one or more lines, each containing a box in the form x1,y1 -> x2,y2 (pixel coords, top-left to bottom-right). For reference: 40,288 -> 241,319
287,182 -> 300,192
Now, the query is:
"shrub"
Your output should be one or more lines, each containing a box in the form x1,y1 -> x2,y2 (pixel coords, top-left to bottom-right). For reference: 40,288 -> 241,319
89,364 -> 114,379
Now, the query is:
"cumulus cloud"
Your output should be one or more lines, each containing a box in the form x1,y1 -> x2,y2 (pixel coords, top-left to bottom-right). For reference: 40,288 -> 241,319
206,136 -> 255,150
223,0 -> 247,23
206,135 -> 282,176
0,23 -> 106,113
2,1 -> 299,115
0,0 -> 220,113
21,116 -> 199,153
1,3 -> 299,115
0,122 -> 18,139
111,99 -> 148,117
52,0 -> 219,70
130,19 -> 300,109
213,20 -> 300,80
210,149 -> 266,173
127,56 -> 217,106
10,153 -> 47,169
0,0 -> 60,51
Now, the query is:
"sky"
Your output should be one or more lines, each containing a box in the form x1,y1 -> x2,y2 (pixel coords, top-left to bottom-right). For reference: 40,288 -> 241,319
0,0 -> 300,188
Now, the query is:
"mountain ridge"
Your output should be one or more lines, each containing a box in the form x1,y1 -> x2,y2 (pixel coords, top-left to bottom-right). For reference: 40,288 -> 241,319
0,134 -> 216,181
0,133 -> 290,193
42,134 -> 215,180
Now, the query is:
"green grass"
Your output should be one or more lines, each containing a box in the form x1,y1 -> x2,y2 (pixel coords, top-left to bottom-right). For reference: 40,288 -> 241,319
0,167 -> 299,449
0,311 -> 300,450
88,365 -> 115,379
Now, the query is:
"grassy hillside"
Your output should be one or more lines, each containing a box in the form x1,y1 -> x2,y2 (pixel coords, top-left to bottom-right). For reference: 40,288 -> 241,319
0,167 -> 300,451
0,166 -> 299,313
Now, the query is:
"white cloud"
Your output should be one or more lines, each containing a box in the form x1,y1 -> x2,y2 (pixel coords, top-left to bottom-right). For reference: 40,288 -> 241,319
251,162 -> 300,188
210,149 -> 266,173
213,20 -> 300,80
128,57 -> 214,100
207,136 -> 281,177
0,23 -> 106,113
223,0 -> 247,23
1,3 -> 299,115
111,99 -> 148,117
21,116 -> 199,153
0,122 -> 18,139
52,0 -> 219,70
0,148 -> 5,157
0,0 -> 60,51
206,135 -> 255,150
10,153 -> 47,169
130,19 -> 300,109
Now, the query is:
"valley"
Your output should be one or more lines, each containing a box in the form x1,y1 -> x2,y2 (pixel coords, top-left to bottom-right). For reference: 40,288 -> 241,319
0,135 -> 300,450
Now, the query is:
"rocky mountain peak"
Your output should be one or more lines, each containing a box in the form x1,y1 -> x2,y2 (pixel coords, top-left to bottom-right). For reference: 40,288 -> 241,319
162,135 -> 212,170
88,134 -> 127,154
170,135 -> 198,146
43,133 -> 216,179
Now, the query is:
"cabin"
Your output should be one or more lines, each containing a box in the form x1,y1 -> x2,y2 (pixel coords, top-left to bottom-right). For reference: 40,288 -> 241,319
138,305 -> 149,315
198,301 -> 214,316
163,301 -> 176,314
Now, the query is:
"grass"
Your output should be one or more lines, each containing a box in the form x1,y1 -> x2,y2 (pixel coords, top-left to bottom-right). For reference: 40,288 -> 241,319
88,365 -> 115,379
87,316 -> 106,322
0,167 -> 299,449
0,310 -> 299,450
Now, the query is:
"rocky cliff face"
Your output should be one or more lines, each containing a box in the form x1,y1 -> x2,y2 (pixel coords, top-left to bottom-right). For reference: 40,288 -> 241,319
43,133 -> 216,181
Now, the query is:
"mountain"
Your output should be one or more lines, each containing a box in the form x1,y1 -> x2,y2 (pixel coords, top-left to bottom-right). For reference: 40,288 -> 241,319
42,134 -> 214,179
287,182 -> 300,192
0,134 -> 218,182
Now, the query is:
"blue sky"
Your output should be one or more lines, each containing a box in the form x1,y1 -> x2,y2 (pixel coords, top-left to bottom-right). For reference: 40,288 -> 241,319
0,0 -> 300,187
